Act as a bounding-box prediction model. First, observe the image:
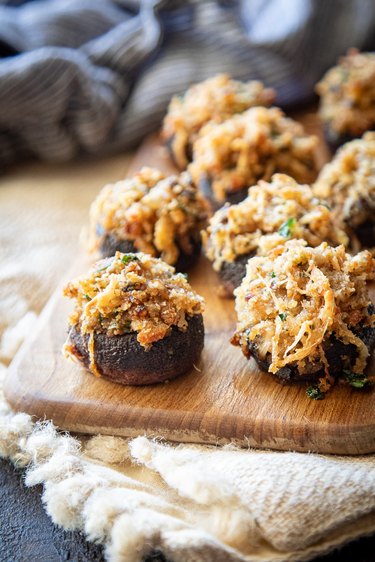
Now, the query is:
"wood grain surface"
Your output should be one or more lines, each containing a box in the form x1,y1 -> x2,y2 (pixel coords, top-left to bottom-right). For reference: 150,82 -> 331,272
4,114 -> 375,455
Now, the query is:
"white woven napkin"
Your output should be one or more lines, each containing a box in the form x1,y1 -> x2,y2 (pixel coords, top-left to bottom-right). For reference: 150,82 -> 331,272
0,155 -> 374,562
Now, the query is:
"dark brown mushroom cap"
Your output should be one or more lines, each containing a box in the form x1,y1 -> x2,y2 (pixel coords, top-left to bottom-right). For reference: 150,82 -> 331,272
247,305 -> 375,384
98,232 -> 135,258
323,125 -> 357,153
198,174 -> 249,210
218,252 -> 255,297
67,314 -> 204,386
354,219 -> 375,249
344,196 -> 375,250
164,134 -> 193,170
97,229 -> 202,272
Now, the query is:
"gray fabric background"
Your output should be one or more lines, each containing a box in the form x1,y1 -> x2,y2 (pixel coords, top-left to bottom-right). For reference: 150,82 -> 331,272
0,0 -> 375,168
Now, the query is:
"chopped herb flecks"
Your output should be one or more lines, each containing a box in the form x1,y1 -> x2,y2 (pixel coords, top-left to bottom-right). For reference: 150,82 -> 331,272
123,284 -> 137,292
121,254 -> 139,265
306,386 -> 325,400
343,370 -> 371,389
270,271 -> 276,278
97,264 -> 110,272
278,313 -> 287,321
278,217 -> 296,238
122,319 -> 132,333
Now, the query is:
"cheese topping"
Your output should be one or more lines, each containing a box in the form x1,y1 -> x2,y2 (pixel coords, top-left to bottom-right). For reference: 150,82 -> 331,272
189,106 -> 318,203
203,174 -> 348,270
232,241 -> 375,388
89,167 -> 208,266
314,133 -> 375,234
64,252 -> 204,351
162,74 -> 275,168
316,50 -> 375,137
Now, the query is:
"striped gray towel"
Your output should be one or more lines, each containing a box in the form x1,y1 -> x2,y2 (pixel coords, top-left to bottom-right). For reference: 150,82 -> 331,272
0,0 -> 375,168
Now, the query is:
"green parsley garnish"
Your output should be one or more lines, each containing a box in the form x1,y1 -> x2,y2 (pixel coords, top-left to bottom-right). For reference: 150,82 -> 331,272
123,284 -> 136,292
278,217 -> 296,238
96,257 -> 114,272
343,370 -> 371,389
306,386 -> 325,400
97,264 -> 110,272
278,313 -> 287,321
84,294 -> 91,301
121,254 -> 139,265
270,271 -> 276,278
123,319 -> 132,333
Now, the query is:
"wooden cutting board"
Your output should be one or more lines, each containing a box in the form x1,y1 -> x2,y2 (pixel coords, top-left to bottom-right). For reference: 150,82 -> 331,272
4,114 -> 375,455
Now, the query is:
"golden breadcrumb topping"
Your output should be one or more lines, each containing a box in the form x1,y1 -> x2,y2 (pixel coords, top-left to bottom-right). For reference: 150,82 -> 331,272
203,174 -> 348,270
232,241 -> 375,390
162,74 -> 275,169
64,252 -> 204,351
314,133 -> 375,233
189,106 -> 318,204
89,167 -> 208,266
316,50 -> 375,136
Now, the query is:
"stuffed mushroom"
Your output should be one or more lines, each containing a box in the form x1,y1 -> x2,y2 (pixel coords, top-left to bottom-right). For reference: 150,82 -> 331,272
89,167 -> 209,271
316,49 -> 375,150
189,106 -> 318,208
231,240 -> 375,397
203,174 -> 348,296
63,252 -> 205,385
162,74 -> 275,169
314,132 -> 375,251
